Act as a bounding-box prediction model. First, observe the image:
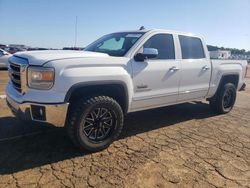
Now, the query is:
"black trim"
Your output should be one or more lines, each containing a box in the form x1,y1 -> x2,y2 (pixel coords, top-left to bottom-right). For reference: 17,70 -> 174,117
239,83 -> 246,91
64,80 -> 129,113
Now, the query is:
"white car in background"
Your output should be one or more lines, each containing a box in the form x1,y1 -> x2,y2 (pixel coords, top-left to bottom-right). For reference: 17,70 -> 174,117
0,49 -> 12,69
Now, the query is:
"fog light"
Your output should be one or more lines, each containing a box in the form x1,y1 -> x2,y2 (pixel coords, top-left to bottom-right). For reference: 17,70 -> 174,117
31,105 -> 46,121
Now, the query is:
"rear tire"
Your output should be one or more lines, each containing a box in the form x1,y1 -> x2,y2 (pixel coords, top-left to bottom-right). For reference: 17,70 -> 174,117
209,83 -> 236,114
66,96 -> 124,152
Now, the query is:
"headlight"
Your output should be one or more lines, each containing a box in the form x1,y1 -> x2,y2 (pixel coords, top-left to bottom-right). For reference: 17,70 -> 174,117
28,67 -> 55,90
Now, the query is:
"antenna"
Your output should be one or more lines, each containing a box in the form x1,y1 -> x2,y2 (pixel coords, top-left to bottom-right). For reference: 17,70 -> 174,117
139,26 -> 145,30
74,16 -> 78,47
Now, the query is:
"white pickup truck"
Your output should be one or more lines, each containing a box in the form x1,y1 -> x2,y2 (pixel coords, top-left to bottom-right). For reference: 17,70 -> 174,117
6,29 -> 248,151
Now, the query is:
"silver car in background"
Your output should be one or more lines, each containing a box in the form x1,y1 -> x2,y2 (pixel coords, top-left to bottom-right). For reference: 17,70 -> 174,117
0,49 -> 12,69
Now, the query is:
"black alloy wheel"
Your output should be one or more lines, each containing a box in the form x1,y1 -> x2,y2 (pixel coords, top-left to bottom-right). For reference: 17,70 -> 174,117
209,83 -> 236,114
82,107 -> 116,142
66,96 -> 124,151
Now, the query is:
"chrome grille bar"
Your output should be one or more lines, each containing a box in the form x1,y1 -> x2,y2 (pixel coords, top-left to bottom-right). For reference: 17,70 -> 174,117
8,56 -> 28,94
9,62 -> 21,93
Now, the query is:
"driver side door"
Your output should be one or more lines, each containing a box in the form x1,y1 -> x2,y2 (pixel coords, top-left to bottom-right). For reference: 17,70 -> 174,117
131,33 -> 180,111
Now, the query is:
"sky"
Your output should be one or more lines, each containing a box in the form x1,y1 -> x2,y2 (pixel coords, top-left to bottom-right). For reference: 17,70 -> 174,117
0,0 -> 250,50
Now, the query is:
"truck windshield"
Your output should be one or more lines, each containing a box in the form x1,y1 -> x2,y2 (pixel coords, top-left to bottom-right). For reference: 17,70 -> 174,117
84,32 -> 144,57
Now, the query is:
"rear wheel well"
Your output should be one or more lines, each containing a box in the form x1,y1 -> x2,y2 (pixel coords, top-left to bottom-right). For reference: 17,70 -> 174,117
220,74 -> 239,88
211,74 -> 239,98
208,74 -> 239,111
67,84 -> 128,113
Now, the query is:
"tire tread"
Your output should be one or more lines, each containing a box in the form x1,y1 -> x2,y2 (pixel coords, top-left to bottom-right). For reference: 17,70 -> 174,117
66,95 -> 124,151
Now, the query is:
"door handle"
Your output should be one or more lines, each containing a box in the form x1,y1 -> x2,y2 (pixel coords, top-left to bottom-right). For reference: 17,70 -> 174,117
169,66 -> 179,72
202,65 -> 210,71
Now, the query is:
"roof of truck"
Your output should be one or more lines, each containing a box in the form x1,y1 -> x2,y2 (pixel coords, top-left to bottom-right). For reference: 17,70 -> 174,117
114,28 -> 203,38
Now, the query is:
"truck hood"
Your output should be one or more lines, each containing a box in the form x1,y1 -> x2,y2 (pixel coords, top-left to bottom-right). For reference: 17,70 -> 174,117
14,50 -> 109,66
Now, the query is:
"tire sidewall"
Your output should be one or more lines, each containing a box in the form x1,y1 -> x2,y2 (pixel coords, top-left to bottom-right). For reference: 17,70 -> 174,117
219,83 -> 236,113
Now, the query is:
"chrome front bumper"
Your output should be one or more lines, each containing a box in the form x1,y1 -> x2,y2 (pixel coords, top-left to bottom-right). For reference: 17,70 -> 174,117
6,95 -> 69,127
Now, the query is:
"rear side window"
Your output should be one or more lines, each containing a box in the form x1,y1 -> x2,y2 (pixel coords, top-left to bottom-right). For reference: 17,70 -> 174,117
179,35 -> 205,59
144,34 -> 175,59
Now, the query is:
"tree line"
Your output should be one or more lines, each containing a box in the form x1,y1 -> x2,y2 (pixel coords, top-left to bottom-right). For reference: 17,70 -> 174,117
207,45 -> 250,55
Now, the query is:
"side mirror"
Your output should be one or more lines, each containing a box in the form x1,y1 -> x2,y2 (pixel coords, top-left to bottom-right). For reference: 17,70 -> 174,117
134,48 -> 158,62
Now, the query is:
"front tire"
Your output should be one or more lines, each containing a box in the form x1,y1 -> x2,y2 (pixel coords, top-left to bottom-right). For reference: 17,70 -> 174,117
209,83 -> 236,114
66,96 -> 124,152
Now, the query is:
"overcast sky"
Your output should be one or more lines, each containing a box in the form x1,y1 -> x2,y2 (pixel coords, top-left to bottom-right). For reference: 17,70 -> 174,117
0,0 -> 249,50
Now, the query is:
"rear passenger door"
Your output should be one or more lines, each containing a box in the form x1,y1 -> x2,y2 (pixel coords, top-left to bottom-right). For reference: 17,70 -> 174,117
178,35 -> 211,101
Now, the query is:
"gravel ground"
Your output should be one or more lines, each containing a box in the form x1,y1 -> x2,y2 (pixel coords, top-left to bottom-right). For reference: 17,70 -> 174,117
0,70 -> 249,187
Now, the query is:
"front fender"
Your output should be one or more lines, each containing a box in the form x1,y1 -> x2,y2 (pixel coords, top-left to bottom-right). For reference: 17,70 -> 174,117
55,66 -> 133,112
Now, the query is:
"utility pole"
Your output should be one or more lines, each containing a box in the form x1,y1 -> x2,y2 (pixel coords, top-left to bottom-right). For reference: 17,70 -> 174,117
74,16 -> 78,48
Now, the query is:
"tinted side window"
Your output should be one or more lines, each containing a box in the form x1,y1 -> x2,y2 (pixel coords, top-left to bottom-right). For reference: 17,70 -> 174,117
179,35 -> 205,59
144,34 -> 175,59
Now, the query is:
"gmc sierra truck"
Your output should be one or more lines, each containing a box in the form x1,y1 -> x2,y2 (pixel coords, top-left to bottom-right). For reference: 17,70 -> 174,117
6,29 -> 248,151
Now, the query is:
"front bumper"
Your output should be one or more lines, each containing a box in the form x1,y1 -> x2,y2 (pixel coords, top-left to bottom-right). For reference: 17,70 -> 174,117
6,95 -> 69,127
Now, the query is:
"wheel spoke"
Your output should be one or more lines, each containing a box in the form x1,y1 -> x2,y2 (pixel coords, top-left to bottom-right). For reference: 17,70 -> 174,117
94,129 -> 98,140
223,88 -> 234,109
103,120 -> 112,128
98,127 -> 105,138
99,108 -> 105,116
103,116 -> 112,121
92,108 -> 101,118
86,127 -> 94,136
82,107 -> 115,142
88,112 -> 95,121
83,123 -> 94,130
85,118 -> 94,124
103,125 -> 110,134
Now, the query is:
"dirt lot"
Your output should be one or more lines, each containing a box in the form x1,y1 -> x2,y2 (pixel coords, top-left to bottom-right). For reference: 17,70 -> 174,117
0,71 -> 8,95
0,70 -> 250,188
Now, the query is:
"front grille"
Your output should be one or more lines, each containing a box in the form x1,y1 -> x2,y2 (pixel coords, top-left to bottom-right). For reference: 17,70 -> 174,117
9,62 -> 22,92
8,56 -> 28,94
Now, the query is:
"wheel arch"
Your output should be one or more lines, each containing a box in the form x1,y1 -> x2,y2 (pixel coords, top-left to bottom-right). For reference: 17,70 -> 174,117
65,81 -> 129,113
212,74 -> 239,98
